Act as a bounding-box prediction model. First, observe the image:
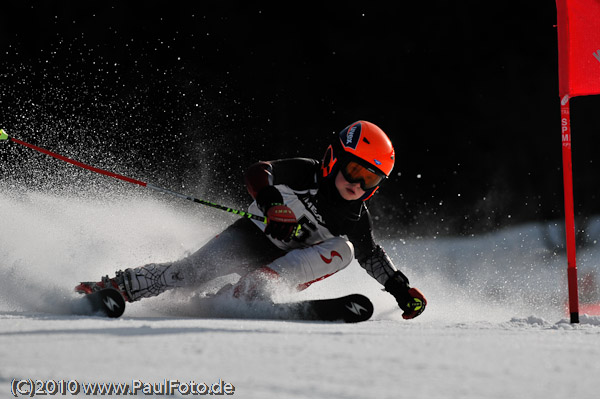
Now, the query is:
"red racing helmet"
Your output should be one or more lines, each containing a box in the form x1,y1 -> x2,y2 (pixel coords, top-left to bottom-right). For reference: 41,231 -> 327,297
322,121 -> 395,201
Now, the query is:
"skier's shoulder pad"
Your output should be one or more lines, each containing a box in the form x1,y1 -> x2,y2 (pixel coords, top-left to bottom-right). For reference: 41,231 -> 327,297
270,158 -> 320,191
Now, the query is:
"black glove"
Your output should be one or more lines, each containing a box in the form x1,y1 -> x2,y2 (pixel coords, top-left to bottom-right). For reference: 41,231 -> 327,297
257,186 -> 298,241
384,271 -> 427,319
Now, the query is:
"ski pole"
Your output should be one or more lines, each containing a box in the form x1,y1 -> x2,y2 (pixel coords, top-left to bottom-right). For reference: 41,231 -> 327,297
0,129 -> 301,236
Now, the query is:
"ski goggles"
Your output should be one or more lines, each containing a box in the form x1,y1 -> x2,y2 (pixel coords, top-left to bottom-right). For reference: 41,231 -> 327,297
340,160 -> 386,190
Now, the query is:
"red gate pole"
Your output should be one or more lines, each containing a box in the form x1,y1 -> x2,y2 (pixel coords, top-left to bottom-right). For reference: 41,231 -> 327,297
560,95 -> 579,324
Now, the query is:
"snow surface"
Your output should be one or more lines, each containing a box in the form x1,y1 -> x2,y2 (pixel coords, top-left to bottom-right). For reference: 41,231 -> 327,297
1,188 -> 600,399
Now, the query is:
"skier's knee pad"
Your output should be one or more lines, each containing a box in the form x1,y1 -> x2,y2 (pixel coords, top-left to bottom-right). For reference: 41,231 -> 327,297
267,237 -> 355,288
317,237 -> 354,270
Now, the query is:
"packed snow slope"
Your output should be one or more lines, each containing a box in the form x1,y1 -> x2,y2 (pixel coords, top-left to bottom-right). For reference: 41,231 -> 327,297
1,186 -> 599,399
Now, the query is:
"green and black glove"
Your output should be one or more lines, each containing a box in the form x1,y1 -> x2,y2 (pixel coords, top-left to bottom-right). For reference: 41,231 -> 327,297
385,271 -> 427,319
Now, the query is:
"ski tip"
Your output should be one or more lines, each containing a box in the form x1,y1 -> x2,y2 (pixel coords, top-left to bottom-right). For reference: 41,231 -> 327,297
342,294 -> 374,323
0,129 -> 8,141
84,288 -> 126,318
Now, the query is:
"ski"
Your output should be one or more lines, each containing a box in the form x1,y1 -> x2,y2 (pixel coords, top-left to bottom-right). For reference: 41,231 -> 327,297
70,289 -> 372,322
171,292 -> 375,323
73,288 -> 126,318
269,293 -> 374,323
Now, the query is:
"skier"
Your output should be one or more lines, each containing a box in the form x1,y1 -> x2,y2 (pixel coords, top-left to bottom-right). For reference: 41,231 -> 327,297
76,121 -> 427,319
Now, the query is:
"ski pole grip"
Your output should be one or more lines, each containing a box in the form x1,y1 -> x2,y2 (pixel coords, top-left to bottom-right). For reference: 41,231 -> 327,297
293,223 -> 302,237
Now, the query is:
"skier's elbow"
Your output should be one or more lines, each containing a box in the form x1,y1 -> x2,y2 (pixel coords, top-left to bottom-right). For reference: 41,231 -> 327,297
244,161 -> 274,199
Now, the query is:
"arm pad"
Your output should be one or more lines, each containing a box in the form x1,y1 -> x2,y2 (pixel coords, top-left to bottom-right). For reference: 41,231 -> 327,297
359,245 -> 404,286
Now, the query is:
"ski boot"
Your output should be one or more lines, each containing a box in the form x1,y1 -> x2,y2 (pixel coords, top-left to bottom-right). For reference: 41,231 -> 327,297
75,271 -> 131,302
75,264 -> 185,303
227,267 -> 281,301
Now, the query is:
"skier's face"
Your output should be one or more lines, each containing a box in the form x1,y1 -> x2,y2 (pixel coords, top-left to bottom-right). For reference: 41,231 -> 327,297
335,171 -> 365,201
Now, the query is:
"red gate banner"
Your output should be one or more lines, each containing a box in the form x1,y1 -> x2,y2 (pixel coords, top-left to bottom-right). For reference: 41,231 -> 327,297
556,0 -> 600,97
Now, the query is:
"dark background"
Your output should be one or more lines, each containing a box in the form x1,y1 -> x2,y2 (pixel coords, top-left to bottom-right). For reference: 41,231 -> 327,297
1,1 -> 599,237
